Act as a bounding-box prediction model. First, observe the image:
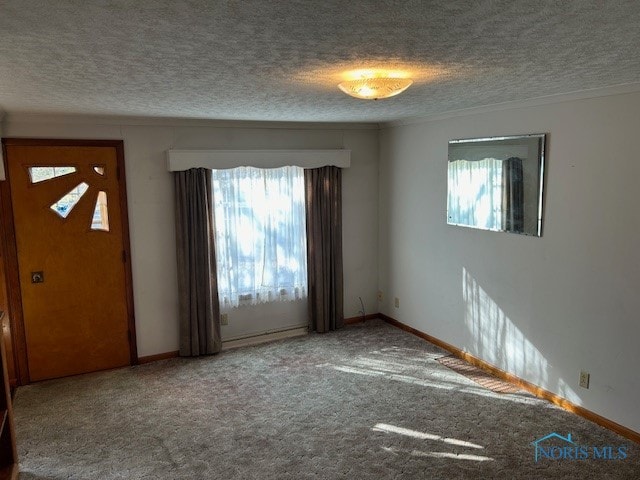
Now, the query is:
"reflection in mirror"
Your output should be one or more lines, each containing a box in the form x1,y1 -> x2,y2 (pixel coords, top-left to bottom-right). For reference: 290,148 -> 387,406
447,134 -> 546,236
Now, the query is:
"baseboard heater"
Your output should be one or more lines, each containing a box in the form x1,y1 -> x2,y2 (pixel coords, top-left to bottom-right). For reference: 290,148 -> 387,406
222,324 -> 308,350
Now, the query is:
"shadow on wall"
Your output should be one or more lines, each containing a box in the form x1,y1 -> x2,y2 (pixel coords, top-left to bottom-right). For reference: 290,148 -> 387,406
462,267 -> 579,404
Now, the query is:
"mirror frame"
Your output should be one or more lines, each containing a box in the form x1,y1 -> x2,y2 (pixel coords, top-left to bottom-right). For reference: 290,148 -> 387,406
447,133 -> 547,236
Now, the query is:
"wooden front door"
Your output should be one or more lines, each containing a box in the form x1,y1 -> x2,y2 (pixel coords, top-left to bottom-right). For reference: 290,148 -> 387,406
1,139 -> 136,382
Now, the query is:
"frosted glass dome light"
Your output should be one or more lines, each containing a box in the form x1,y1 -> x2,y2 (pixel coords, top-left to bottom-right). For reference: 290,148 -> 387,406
338,76 -> 413,100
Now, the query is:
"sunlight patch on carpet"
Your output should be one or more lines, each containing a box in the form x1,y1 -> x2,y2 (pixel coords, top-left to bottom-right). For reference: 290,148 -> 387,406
372,423 -> 484,449
412,450 -> 495,462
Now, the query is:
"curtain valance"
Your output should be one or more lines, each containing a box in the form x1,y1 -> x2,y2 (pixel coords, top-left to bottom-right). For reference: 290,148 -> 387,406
167,149 -> 351,171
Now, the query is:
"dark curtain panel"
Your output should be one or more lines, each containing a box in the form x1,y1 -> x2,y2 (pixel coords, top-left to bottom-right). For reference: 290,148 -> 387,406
174,168 -> 222,356
502,157 -> 524,232
304,166 -> 344,333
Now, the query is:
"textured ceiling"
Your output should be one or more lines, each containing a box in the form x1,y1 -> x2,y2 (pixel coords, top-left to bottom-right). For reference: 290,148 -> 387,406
1,0 -> 640,123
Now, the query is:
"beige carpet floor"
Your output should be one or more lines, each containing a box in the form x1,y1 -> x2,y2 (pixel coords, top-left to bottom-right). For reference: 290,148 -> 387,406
13,320 -> 639,479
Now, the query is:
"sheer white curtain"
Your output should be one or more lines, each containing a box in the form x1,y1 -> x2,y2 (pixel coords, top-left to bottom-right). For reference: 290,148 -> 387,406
211,166 -> 307,308
447,158 -> 504,230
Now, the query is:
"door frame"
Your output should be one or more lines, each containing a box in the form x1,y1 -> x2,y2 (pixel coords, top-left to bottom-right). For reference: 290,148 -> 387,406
0,138 -> 138,385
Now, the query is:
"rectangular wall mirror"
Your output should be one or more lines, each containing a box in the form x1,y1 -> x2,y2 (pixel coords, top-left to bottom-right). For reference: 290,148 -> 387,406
447,134 -> 546,236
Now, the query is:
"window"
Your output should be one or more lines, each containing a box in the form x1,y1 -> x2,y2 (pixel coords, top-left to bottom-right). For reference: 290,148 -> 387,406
212,166 -> 307,308
50,182 -> 89,218
29,165 -> 76,183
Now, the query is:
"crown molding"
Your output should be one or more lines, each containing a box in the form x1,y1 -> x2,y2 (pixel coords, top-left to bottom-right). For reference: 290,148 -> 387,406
381,81 -> 640,129
7,80 -> 640,131
2,112 -> 379,131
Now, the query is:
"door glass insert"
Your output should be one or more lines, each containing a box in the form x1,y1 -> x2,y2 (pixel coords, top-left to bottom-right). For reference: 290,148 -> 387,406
50,182 -> 89,218
93,166 -> 105,176
29,166 -> 76,183
91,191 -> 109,231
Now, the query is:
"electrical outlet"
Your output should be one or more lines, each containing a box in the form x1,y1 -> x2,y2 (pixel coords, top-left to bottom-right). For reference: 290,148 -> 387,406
394,297 -> 400,308
579,371 -> 590,389
377,291 -> 383,302
220,313 -> 229,326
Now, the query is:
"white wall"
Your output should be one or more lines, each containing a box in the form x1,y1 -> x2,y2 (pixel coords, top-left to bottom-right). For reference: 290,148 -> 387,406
2,117 -> 379,355
379,91 -> 640,433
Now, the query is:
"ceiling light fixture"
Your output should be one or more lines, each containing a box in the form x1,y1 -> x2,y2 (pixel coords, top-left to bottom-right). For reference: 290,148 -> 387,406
338,74 -> 413,100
